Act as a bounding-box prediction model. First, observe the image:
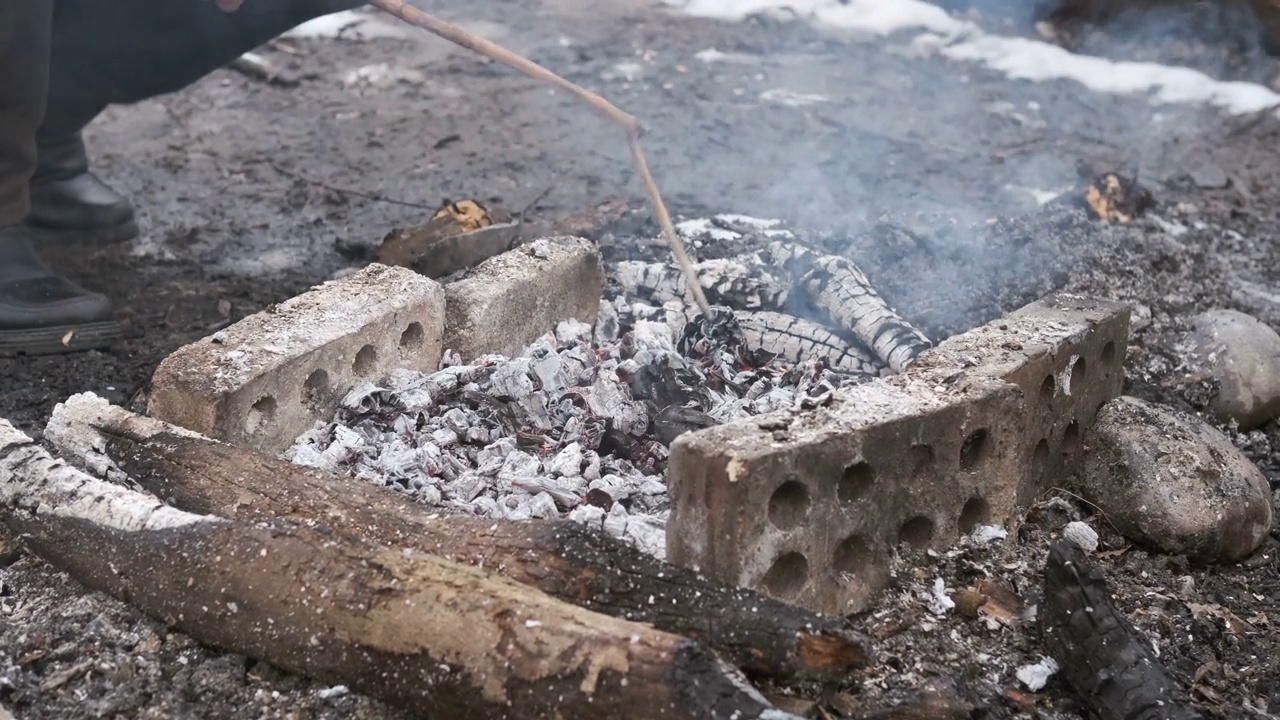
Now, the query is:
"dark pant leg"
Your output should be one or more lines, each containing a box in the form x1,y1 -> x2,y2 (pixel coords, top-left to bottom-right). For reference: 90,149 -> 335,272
0,0 -> 54,226
38,0 -> 366,155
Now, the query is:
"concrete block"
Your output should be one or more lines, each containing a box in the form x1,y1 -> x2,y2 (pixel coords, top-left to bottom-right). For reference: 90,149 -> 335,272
444,236 -> 605,360
149,264 -> 445,455
666,294 -> 1130,615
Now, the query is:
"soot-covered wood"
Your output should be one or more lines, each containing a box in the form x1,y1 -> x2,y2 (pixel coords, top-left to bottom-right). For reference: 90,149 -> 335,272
1041,540 -> 1204,720
46,397 -> 871,686
1,418 -> 795,720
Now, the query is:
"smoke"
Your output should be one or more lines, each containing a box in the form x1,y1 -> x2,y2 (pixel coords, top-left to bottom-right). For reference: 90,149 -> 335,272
643,0 -> 1278,337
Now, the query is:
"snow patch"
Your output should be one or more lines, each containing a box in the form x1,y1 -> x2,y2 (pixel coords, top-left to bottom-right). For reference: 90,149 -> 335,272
664,0 -> 1280,116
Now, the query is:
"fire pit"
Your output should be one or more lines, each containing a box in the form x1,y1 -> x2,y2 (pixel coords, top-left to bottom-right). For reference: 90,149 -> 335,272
140,213 -> 1129,616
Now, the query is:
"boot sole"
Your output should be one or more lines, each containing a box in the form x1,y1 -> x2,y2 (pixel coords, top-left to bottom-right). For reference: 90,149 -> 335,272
0,321 -> 123,357
23,218 -> 140,247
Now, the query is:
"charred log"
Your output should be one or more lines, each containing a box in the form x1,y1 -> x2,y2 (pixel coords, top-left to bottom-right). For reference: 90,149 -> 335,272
45,394 -> 872,686
759,242 -> 932,374
1041,540 -> 1204,720
0,418 -> 798,720
736,311 -> 885,376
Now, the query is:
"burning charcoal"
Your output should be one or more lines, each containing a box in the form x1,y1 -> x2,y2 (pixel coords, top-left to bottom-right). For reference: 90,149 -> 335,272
476,437 -> 516,471
569,502 -> 607,528
512,477 -> 582,510
431,427 -> 459,447
527,491 -> 560,519
594,299 -> 621,344
526,345 -> 568,394
340,382 -> 401,415
585,488 -> 614,510
590,474 -> 638,506
501,495 -> 533,521
598,427 -> 637,460
498,449 -> 542,486
632,320 -> 677,353
488,358 -> 536,400
623,514 -> 668,560
416,484 -> 442,505
446,472 -> 487,502
602,503 -> 630,539
546,442 -> 585,477
582,451 -> 602,481
1082,172 -> 1154,223
441,408 -> 471,434
735,311 -> 884,377
652,405 -> 721,446
471,496 -> 500,517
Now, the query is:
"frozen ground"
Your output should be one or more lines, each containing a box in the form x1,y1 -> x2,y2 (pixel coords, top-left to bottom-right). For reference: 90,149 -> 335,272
2,0 -> 1279,717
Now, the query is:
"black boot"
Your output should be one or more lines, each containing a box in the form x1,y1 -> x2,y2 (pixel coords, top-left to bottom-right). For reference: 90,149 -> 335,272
25,133 -> 138,245
0,225 -> 121,356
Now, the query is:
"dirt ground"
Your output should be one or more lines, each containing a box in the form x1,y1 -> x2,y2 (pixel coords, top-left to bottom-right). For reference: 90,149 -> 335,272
2,0 -> 1279,718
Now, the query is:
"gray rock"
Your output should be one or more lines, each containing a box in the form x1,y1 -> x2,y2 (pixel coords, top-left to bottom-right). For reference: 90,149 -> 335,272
1080,396 -> 1273,563
1184,309 -> 1280,430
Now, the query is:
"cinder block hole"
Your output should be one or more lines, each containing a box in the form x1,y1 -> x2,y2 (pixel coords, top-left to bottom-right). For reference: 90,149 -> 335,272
302,369 -> 331,412
833,535 -> 871,576
1032,438 -> 1050,473
1101,341 -> 1116,367
1039,375 -> 1055,404
959,429 -> 989,472
245,395 -> 277,435
1062,421 -> 1080,454
898,515 -> 935,550
958,497 -> 990,532
1071,356 -> 1087,388
839,462 -> 874,505
400,322 -> 425,351
909,445 -> 935,480
353,344 -> 378,377
768,480 -> 811,530
762,552 -> 809,599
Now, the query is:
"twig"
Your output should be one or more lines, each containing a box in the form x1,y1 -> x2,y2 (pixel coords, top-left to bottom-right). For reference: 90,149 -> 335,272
366,0 -> 711,317
268,162 -> 438,211
1046,485 -> 1120,535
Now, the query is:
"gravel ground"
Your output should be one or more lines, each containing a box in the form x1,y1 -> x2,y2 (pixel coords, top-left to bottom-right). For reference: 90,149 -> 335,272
2,1 -> 1279,718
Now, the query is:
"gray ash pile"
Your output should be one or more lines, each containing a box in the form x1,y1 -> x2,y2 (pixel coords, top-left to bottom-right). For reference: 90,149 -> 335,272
286,215 -> 933,559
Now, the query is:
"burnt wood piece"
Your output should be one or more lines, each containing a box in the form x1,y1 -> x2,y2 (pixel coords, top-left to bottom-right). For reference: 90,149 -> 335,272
45,395 -> 872,686
0,418 -> 801,720
611,257 -> 791,311
1041,540 -> 1204,720
759,242 -> 931,374
736,310 -> 884,376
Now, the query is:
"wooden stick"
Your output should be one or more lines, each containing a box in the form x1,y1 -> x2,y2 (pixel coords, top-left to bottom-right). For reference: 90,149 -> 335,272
365,0 -> 712,317
45,393 -> 872,686
0,417 -> 799,720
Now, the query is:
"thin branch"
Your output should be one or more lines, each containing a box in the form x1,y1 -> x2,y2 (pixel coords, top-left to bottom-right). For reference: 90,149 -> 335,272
366,0 -> 712,317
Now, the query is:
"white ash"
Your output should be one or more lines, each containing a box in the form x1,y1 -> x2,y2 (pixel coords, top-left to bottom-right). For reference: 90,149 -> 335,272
287,298 -> 870,560
287,215 -> 929,557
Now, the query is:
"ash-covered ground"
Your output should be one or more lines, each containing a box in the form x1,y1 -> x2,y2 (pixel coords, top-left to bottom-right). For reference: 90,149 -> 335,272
2,1 -> 1280,718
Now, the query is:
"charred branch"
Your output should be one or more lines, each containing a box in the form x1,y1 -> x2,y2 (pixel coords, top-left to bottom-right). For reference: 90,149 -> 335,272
45,394 -> 872,686
1040,540 -> 1204,720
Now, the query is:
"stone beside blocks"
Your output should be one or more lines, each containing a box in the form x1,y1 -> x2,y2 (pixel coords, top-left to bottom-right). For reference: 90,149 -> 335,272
148,264 -> 446,455
444,236 -> 605,360
666,294 -> 1131,615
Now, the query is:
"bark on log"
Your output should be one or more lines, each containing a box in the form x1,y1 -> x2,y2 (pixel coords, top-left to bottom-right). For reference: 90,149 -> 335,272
1041,540 -> 1204,720
45,393 -> 871,685
0,418 -> 800,720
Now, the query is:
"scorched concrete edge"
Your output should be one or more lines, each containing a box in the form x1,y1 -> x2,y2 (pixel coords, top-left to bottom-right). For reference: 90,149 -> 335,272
666,293 -> 1131,615
148,264 -> 446,455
